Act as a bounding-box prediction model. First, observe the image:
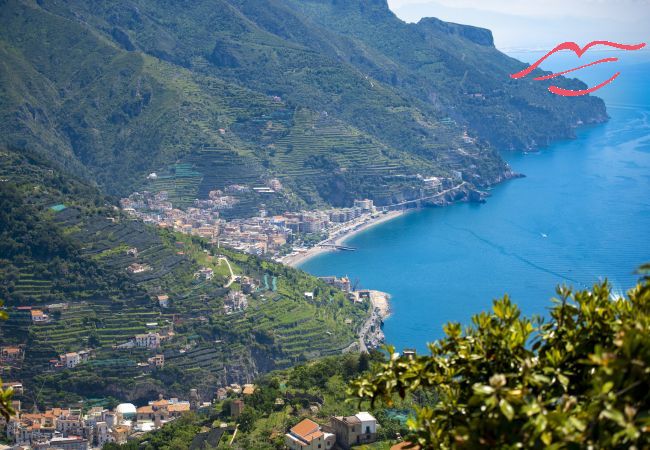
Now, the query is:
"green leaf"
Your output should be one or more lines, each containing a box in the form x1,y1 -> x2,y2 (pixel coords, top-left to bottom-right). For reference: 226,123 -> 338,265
601,381 -> 614,395
499,398 -> 515,421
473,384 -> 495,396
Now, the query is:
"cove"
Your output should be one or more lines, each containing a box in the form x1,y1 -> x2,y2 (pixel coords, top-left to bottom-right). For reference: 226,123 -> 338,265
299,56 -> 650,351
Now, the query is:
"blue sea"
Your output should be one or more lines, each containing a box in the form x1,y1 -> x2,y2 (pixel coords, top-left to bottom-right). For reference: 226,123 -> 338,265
300,51 -> 650,351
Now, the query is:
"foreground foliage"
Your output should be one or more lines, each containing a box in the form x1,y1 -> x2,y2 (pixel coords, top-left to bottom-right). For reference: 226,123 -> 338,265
351,267 -> 650,449
0,299 -> 14,420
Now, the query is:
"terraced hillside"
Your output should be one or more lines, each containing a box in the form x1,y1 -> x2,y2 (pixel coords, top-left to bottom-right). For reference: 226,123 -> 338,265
0,148 -> 368,405
0,0 -> 606,213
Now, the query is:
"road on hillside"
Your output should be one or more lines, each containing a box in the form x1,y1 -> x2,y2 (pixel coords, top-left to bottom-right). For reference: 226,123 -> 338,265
219,257 -> 236,288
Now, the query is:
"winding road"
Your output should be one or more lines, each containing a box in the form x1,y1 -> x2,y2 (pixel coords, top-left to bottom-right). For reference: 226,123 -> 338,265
219,256 -> 236,288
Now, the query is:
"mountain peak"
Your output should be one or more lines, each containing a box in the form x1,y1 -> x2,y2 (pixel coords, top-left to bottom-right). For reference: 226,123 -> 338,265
417,16 -> 494,47
325,0 -> 393,17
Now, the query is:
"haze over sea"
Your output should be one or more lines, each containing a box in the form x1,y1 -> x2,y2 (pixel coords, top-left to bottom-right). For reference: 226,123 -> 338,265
300,51 -> 650,351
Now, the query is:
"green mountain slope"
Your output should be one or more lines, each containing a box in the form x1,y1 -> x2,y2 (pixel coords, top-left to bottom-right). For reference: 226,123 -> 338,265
284,0 -> 607,149
0,147 -> 368,405
0,0 -> 606,212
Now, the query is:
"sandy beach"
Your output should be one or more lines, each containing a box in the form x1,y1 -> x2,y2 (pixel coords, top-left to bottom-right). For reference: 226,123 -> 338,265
281,209 -> 408,268
368,290 -> 391,319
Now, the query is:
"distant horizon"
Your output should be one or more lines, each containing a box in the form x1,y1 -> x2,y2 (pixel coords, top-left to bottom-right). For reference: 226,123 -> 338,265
387,0 -> 650,55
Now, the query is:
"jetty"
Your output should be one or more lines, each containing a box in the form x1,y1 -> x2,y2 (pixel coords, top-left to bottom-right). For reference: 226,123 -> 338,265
319,243 -> 357,251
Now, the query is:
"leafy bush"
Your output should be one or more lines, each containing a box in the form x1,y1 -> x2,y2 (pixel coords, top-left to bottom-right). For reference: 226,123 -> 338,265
350,267 -> 650,449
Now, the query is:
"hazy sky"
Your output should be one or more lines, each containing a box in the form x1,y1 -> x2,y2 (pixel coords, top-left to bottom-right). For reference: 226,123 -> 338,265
387,0 -> 650,52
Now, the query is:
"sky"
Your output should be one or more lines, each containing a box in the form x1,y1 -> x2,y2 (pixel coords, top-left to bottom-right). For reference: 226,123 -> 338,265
387,0 -> 650,53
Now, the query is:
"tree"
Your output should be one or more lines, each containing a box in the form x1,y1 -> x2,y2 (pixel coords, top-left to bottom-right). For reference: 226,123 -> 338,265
358,351 -> 370,373
0,300 -> 14,420
237,407 -> 258,433
88,330 -> 101,348
349,268 -> 650,449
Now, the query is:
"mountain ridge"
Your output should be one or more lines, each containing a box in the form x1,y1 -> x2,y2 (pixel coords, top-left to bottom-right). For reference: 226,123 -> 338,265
0,0 -> 606,213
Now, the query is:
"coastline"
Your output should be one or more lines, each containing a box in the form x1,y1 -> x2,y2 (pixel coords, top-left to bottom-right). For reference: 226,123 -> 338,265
282,209 -> 408,268
351,289 -> 391,352
368,290 -> 390,319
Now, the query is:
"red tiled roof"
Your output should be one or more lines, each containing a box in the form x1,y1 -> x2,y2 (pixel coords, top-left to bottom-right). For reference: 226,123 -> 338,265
168,403 -> 190,412
391,442 -> 421,450
290,419 -> 323,443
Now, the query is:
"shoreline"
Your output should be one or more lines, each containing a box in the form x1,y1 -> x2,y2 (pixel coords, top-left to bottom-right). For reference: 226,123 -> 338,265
367,290 -> 391,319
281,209 -> 409,268
352,289 -> 391,352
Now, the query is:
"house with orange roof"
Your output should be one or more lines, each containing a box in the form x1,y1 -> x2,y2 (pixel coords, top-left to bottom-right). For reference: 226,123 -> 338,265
1,346 -> 24,362
112,425 -> 130,444
284,418 -> 336,450
390,442 -> 421,450
167,403 -> 190,417
30,309 -> 50,324
31,309 -> 50,324
6,412 -> 58,445
137,397 -> 191,424
147,354 -> 165,368
59,352 -> 80,369
136,405 -> 154,422
157,294 -> 170,308
150,398 -> 169,409
45,407 -> 72,419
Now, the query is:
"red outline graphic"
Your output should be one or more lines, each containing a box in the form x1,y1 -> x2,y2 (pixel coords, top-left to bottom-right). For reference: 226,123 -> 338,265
510,41 -> 646,97
533,57 -> 618,81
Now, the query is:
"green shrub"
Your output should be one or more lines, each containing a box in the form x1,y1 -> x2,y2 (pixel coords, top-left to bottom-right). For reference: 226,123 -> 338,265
350,266 -> 650,449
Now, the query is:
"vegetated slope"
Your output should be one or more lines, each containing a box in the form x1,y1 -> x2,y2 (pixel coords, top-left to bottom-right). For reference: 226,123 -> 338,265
0,148 -> 368,405
0,0 -> 606,211
284,0 -> 607,149
103,352 -> 411,450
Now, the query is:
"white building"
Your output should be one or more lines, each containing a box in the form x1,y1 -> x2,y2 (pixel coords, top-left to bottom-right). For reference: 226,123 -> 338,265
355,411 -> 377,435
135,333 -> 161,349
31,309 -> 50,323
353,199 -> 374,211
94,421 -> 110,447
195,267 -> 214,280
60,352 -> 80,369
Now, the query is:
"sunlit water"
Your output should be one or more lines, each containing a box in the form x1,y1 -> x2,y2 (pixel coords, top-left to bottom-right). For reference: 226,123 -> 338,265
300,52 -> 650,351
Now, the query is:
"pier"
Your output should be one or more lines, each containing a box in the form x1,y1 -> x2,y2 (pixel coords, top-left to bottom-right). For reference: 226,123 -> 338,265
319,243 -> 357,251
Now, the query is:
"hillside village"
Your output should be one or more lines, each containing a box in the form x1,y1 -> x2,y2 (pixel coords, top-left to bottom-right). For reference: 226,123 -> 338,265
1,373 -> 392,450
0,215 -> 388,449
2,392 -> 200,448
120,171 -> 464,261
121,189 -> 381,258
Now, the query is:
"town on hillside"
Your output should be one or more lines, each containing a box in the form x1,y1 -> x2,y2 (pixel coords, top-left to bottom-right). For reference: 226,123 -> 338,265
1,377 -> 411,450
121,190 -> 382,259
120,173 -> 466,262
1,389 -> 202,449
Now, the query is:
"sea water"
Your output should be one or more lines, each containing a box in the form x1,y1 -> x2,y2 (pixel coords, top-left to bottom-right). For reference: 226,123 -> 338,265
300,51 -> 650,351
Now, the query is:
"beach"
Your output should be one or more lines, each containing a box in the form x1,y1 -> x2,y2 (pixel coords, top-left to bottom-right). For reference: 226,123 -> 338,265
281,209 -> 408,268
368,290 -> 391,319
